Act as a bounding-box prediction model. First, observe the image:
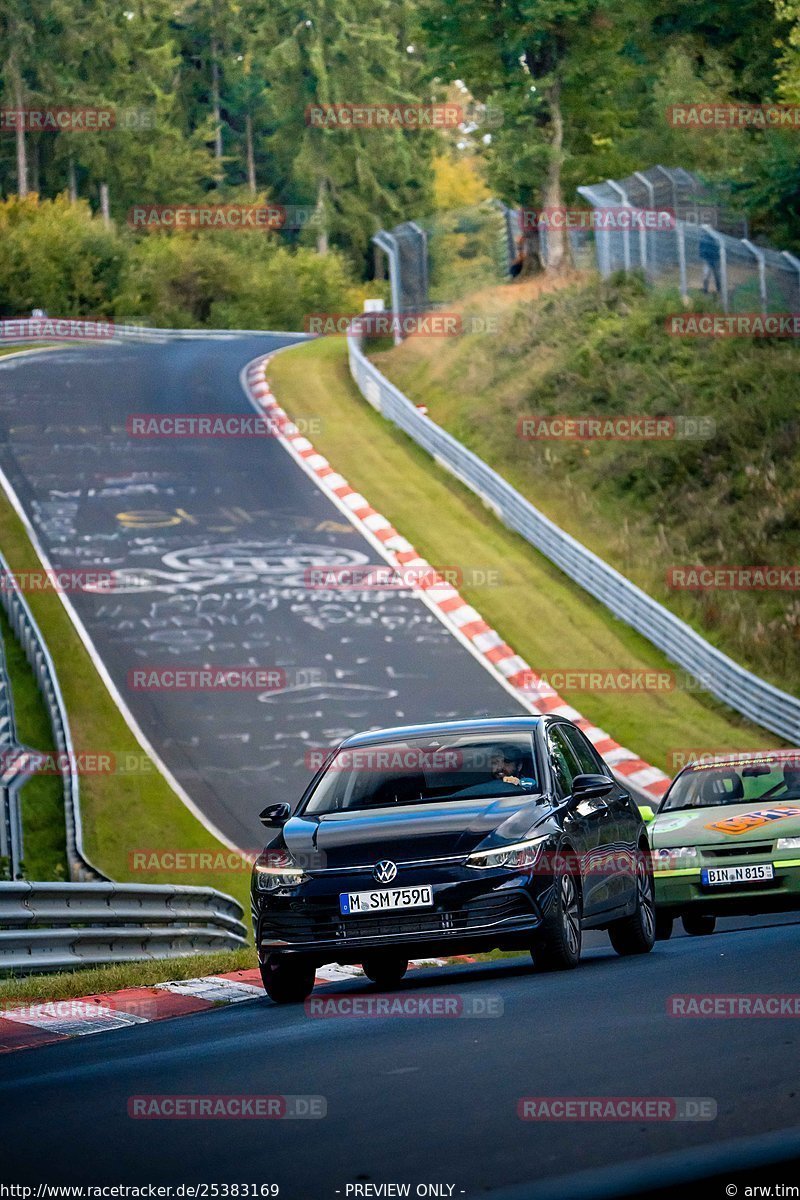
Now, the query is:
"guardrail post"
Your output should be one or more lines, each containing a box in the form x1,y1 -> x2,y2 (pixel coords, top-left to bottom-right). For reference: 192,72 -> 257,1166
742,239 -> 768,315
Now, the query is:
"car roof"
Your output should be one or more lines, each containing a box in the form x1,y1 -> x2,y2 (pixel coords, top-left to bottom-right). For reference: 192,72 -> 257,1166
340,716 -> 545,748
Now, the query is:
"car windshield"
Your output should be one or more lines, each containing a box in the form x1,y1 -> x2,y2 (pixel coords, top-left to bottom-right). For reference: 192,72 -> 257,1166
303,734 -> 539,815
661,756 -> 800,812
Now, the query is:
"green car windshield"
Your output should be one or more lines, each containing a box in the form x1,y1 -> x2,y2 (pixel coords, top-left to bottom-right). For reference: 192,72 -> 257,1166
303,734 -> 539,815
662,757 -> 800,812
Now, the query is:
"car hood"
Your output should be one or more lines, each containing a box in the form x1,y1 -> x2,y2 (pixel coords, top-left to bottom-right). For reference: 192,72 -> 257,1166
282,794 -> 555,870
651,800 -> 800,847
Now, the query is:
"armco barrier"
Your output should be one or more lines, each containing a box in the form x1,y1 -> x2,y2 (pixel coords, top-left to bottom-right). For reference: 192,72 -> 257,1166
0,881 -> 248,973
347,332 -> 800,745
0,549 -> 104,882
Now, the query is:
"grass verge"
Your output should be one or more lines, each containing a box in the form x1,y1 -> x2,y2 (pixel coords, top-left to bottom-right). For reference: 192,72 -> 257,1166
370,273 -> 800,697
0,947 -> 258,1007
267,337 -> 784,774
0,606 -> 67,881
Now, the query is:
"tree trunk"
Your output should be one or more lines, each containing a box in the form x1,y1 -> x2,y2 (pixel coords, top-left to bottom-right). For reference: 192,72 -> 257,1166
29,139 -> 39,194
68,156 -> 78,202
211,37 -> 223,162
315,178 -> 328,255
99,181 -> 111,227
245,112 -> 256,193
13,72 -> 28,197
541,76 -> 566,274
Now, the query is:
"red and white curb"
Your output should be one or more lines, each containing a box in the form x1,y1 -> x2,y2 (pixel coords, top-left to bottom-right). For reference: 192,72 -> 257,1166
242,354 -> 670,804
0,959 -> 468,1054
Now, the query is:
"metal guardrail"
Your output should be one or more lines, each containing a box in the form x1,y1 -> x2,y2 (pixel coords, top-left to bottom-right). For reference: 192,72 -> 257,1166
347,333 -> 800,745
0,881 -> 247,973
0,550 -> 105,882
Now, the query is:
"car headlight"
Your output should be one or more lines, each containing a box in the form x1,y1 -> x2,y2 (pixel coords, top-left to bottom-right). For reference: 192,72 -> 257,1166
467,834 -> 548,870
777,836 -> 800,850
653,846 -> 699,870
254,849 -> 308,891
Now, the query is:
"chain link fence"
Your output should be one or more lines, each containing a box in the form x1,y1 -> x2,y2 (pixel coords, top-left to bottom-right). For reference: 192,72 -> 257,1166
574,165 -> 800,313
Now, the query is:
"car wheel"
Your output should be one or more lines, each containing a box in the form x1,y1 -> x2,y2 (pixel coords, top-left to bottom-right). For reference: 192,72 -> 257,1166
655,911 -> 674,941
608,849 -> 656,956
260,955 -> 316,1004
682,912 -> 717,937
362,954 -> 409,989
534,862 -> 582,970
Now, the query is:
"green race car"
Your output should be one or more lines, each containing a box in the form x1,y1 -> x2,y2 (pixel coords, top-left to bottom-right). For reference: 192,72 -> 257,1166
641,751 -> 800,940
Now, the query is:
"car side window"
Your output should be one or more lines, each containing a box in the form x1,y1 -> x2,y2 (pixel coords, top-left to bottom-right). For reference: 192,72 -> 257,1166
547,725 -> 582,798
562,724 -> 606,777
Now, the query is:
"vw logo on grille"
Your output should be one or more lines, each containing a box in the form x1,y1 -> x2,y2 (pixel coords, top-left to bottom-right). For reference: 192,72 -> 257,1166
374,860 -> 398,884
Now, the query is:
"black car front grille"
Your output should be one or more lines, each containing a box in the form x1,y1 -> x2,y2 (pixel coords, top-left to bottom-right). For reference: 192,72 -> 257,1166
260,891 -> 534,944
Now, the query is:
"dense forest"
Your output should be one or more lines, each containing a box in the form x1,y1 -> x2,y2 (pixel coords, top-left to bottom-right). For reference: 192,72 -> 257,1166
1,0 -> 798,318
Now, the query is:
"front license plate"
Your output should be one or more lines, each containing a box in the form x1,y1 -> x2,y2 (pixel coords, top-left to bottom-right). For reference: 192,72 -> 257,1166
339,885 -> 434,915
701,863 -> 775,886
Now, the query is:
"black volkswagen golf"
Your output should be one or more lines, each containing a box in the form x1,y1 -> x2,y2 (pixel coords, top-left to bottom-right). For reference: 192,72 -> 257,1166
251,716 -> 655,1002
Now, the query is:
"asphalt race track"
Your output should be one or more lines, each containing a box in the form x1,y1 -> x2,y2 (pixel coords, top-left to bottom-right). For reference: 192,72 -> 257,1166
2,339 -> 798,1196
1,920 -> 798,1193
0,338 -> 526,847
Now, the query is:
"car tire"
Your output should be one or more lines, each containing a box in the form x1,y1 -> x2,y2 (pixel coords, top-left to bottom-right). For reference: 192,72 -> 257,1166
655,911 -> 674,941
260,955 -> 316,1004
362,954 -> 409,989
534,860 -> 582,970
608,848 -> 656,956
682,912 -> 717,937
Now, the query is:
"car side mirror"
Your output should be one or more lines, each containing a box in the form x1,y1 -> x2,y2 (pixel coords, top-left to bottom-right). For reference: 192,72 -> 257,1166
259,802 -> 291,827
570,773 -> 615,803
638,804 -> 655,823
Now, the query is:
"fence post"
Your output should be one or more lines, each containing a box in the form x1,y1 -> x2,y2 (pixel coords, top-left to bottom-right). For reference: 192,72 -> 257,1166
371,231 -> 402,346
702,226 -> 728,313
408,221 -> 429,305
606,179 -> 631,271
676,222 -> 688,299
633,171 -> 656,280
780,250 -> 800,309
742,239 -> 768,315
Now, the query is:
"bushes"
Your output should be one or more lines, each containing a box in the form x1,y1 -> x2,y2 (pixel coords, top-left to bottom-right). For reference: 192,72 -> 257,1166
0,196 -> 357,330
0,196 -> 124,318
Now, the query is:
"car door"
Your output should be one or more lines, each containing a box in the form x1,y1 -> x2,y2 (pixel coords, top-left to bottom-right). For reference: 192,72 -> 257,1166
561,722 -> 638,908
545,722 -> 612,918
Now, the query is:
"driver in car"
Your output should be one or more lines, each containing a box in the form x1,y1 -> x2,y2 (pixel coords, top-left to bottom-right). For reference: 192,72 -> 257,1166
490,745 -> 537,789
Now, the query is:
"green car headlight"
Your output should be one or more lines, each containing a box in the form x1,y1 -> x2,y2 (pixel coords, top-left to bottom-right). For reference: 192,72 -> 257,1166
777,836 -> 800,850
654,846 -> 699,870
